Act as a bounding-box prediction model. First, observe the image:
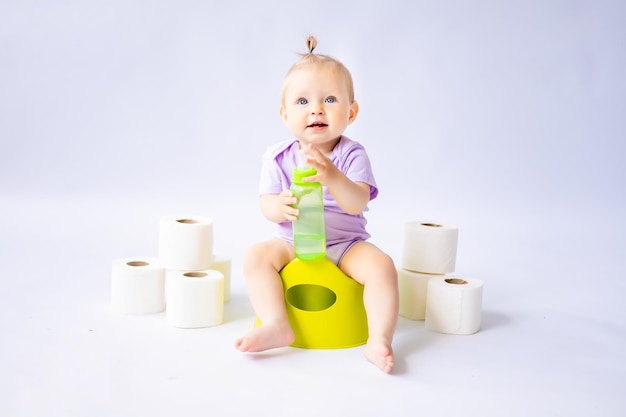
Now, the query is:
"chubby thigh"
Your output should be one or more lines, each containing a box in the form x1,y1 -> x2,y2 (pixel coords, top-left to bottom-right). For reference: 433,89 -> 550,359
338,241 -> 397,285
244,238 -> 295,275
325,238 -> 362,266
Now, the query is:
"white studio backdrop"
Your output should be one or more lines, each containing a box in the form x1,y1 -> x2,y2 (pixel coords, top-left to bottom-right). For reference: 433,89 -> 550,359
1,0 -> 623,209
2,0 -> 624,285
1,1 -> 625,416
0,0 -> 624,297
1,0 -> 624,321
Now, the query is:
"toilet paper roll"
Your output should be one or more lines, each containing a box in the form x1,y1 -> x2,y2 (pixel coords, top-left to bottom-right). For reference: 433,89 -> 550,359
425,276 -> 483,335
158,215 -> 214,271
210,252 -> 231,302
111,257 -> 165,314
398,269 -> 443,321
402,222 -> 458,274
166,269 -> 224,328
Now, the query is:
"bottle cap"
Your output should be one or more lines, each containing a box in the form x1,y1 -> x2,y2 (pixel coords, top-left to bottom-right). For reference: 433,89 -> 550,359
292,166 -> 318,183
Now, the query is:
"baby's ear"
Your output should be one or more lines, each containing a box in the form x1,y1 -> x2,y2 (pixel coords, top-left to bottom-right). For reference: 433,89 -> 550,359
348,101 -> 359,124
279,106 -> 288,124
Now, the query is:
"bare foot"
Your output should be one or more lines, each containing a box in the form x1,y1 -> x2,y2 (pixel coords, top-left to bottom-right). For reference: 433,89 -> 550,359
364,338 -> 394,373
235,323 -> 295,352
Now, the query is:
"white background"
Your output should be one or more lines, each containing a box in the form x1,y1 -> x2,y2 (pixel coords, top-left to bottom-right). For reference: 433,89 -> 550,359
1,1 -> 624,416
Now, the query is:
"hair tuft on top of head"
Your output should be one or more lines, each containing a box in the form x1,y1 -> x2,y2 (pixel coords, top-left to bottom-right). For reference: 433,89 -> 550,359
281,35 -> 355,104
306,36 -> 317,54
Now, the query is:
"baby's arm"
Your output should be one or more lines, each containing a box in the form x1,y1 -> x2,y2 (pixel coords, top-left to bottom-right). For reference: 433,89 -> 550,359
260,191 -> 299,223
300,144 -> 370,215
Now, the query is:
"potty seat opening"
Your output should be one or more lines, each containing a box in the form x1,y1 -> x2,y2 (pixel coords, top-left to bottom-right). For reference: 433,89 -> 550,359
286,284 -> 337,312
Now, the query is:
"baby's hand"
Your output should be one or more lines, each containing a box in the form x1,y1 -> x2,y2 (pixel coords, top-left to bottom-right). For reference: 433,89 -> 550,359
278,189 -> 299,222
300,143 -> 341,185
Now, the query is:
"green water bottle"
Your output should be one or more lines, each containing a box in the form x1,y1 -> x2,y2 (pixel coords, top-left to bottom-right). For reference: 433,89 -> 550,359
291,166 -> 326,261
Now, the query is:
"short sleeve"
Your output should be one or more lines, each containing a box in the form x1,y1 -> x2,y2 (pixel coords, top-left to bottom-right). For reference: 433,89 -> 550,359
257,140 -> 296,196
332,137 -> 379,201
258,148 -> 283,195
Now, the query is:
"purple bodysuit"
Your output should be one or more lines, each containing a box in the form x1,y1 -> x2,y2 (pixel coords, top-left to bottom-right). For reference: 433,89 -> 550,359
258,136 -> 378,264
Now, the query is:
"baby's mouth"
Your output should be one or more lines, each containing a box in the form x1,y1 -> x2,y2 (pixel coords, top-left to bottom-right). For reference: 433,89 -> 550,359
308,122 -> 328,128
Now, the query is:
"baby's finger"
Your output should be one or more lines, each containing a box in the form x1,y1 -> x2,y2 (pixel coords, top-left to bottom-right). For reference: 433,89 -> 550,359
302,173 -> 320,183
279,190 -> 296,204
283,206 -> 299,222
281,195 -> 297,206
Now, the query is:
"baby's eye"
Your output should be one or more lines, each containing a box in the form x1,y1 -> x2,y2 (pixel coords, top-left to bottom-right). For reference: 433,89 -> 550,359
325,96 -> 336,103
297,98 -> 308,105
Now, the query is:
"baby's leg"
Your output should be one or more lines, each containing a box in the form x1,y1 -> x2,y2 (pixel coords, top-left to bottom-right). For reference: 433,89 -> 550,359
340,242 -> 398,373
235,239 -> 295,352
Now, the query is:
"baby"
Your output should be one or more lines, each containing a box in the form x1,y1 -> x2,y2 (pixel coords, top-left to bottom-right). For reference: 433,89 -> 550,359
235,36 -> 398,373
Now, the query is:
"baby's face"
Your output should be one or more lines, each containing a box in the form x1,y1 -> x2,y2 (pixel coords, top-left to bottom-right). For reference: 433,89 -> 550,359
280,64 -> 358,153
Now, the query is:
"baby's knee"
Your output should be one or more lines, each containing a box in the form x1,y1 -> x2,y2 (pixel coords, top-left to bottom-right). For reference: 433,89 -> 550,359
362,251 -> 397,288
243,243 -> 268,271
243,240 -> 293,273
371,250 -> 395,273
364,251 -> 397,284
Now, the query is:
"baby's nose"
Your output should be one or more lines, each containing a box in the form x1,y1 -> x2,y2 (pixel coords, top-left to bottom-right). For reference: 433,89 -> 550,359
311,104 -> 325,114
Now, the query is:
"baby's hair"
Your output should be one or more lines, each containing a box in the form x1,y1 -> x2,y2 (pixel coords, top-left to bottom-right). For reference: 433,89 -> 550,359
306,35 -> 317,53
281,35 -> 355,103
